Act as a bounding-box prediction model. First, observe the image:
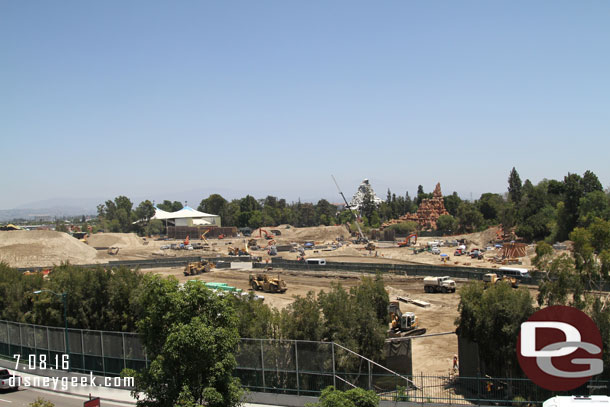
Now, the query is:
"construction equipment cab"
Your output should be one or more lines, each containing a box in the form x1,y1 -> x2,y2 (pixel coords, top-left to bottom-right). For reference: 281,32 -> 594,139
387,301 -> 426,337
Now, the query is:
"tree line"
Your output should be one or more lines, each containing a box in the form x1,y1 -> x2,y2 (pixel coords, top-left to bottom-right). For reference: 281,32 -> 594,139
0,262 -> 389,406
93,168 -> 608,244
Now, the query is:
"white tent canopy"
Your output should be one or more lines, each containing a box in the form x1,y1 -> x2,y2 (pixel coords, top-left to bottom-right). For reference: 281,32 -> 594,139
170,206 -> 216,219
151,207 -> 174,220
152,206 -> 221,227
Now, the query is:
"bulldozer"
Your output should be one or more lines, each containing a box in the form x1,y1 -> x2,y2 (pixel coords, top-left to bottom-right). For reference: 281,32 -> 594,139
107,247 -> 120,255
249,272 -> 287,293
387,301 -> 426,337
183,261 -> 214,276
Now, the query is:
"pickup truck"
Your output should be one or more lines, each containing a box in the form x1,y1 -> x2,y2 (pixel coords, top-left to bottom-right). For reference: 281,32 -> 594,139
0,369 -> 21,391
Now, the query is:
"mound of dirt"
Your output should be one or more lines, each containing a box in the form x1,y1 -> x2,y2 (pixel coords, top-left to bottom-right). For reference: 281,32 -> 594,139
449,226 -> 501,247
252,225 -> 351,244
86,233 -> 145,249
0,230 -> 100,267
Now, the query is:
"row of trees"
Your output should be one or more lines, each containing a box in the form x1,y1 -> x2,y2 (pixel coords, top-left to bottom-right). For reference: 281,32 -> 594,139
94,168 -> 607,244
0,262 -> 390,406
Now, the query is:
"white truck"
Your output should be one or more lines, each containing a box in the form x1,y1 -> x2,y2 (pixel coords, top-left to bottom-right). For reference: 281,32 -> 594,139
424,276 -> 456,293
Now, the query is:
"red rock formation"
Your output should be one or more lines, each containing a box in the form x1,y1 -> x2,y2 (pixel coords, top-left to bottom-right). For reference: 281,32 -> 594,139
382,183 -> 449,230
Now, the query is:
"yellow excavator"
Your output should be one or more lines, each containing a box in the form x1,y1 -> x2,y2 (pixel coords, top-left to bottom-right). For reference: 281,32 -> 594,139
387,301 -> 427,337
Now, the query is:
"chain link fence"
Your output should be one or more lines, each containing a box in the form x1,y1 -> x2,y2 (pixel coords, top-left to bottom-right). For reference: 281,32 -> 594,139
1,320 -> 608,404
0,320 -> 146,376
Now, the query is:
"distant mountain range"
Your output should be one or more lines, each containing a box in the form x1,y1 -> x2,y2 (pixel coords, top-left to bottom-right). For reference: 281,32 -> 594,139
0,188 -> 335,222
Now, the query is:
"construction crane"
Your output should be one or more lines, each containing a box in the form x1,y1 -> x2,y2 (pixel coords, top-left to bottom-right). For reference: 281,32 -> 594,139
331,175 -> 368,244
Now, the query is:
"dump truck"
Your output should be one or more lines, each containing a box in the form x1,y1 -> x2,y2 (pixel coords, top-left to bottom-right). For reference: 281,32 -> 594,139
387,301 -> 426,337
249,273 -> 287,293
483,273 -> 519,288
423,276 -> 456,293
183,261 -> 214,276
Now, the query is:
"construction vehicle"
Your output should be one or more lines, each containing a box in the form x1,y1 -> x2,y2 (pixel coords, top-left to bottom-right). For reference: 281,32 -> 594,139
387,301 -> 426,337
365,242 -> 376,251
398,234 -> 417,248
228,246 -> 249,256
200,230 -> 210,244
183,260 -> 214,276
423,276 -> 456,293
249,272 -> 287,293
483,273 -> 519,288
107,247 -> 120,255
332,175 -> 369,244
470,248 -> 484,260
258,229 -> 273,240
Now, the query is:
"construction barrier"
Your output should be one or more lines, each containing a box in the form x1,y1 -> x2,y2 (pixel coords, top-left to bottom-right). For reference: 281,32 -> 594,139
261,258 -> 610,291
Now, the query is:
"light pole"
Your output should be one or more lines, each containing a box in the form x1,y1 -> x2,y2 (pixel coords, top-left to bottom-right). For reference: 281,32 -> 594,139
33,290 -> 69,366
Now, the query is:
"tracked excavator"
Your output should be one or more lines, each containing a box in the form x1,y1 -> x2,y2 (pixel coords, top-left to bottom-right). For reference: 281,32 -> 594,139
397,234 -> 417,248
387,301 -> 427,338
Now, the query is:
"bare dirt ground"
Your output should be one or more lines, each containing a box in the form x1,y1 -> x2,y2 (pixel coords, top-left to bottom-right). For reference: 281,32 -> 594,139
143,265 -> 466,375
0,226 -> 545,270
0,226 -> 543,376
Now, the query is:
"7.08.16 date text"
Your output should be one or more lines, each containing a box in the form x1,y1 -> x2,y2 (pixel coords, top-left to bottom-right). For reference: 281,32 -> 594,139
14,354 -> 69,370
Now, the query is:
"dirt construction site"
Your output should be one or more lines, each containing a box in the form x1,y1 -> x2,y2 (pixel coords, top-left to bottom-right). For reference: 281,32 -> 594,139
0,225 -> 544,375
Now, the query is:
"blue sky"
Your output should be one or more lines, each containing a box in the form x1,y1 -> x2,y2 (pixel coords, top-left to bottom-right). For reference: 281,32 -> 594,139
1,1 -> 609,209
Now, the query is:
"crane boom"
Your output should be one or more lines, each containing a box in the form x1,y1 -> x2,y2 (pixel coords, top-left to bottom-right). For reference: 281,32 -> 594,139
331,175 -> 367,243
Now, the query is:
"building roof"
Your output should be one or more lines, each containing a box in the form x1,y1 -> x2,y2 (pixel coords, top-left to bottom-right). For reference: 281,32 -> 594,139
152,206 -> 219,220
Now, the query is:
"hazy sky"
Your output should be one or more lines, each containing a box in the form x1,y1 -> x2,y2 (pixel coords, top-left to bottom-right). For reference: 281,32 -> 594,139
1,1 -> 609,209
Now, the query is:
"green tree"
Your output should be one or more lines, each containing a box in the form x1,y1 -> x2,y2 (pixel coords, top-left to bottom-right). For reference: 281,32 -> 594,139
456,282 -> 534,377
135,200 -> 156,236
97,196 -> 135,232
456,202 -> 484,233
198,194 -> 228,217
385,221 -> 418,235
443,192 -> 462,217
507,167 -> 522,204
157,200 -> 184,212
436,214 -> 457,233
581,170 -> 603,194
556,173 -> 584,240
133,277 -> 242,407
316,199 -> 337,225
477,193 -> 503,221
578,190 -> 610,227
